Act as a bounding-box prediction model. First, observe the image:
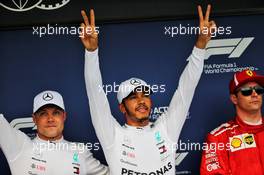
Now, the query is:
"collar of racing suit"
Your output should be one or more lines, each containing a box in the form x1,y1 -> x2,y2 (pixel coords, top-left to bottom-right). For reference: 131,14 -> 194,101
35,135 -> 64,144
236,116 -> 264,134
124,122 -> 154,131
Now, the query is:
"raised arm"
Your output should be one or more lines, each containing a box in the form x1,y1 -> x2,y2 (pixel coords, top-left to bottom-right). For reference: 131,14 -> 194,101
80,10 -> 117,148
0,114 -> 28,162
159,5 -> 216,142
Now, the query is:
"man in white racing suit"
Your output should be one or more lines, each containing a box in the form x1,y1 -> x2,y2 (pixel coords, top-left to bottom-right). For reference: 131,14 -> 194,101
80,5 -> 216,175
0,90 -> 109,175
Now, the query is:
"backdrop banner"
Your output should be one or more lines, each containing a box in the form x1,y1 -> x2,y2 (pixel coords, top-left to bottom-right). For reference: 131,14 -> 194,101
0,14 -> 263,174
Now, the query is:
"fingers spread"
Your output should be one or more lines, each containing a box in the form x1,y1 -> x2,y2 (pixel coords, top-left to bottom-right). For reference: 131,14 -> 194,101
90,9 -> 95,26
81,10 -> 90,26
198,5 -> 204,21
205,4 -> 211,22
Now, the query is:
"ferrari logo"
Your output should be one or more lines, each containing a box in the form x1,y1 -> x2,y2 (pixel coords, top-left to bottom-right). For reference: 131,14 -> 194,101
246,70 -> 253,77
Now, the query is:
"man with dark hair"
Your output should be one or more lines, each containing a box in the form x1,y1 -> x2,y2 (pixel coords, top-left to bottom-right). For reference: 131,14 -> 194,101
0,90 -> 109,175
81,5 -> 215,175
200,69 -> 264,175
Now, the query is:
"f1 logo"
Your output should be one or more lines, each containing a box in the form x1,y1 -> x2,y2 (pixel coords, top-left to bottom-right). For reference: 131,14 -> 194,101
175,152 -> 188,166
10,117 -> 36,130
204,37 -> 254,60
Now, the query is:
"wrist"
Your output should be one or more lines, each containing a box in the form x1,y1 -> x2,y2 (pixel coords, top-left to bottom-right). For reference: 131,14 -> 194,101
195,37 -> 207,49
85,45 -> 98,52
86,48 -> 97,52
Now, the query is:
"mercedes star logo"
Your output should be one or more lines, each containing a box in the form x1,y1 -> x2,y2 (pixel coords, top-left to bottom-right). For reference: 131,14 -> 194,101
42,92 -> 53,101
130,79 -> 141,86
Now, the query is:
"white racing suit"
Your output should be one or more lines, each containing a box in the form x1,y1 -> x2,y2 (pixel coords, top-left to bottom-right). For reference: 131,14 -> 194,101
85,47 -> 205,175
0,114 -> 109,175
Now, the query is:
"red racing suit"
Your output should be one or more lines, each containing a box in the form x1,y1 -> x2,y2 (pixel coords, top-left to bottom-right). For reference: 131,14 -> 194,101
200,116 -> 264,175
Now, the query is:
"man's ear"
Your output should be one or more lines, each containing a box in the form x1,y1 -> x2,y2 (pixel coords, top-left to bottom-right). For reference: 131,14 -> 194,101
32,114 -> 37,124
63,112 -> 67,121
230,94 -> 238,105
119,103 -> 126,114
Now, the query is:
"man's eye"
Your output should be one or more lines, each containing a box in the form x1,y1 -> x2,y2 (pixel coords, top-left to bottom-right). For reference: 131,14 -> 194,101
129,95 -> 136,99
38,112 -> 47,116
53,111 -> 61,115
143,94 -> 150,97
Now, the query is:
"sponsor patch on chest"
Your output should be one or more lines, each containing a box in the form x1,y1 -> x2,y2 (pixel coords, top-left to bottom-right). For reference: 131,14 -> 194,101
229,133 -> 256,152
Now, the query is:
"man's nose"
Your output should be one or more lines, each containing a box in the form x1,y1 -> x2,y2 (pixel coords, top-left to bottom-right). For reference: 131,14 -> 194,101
137,97 -> 146,104
47,114 -> 55,122
252,89 -> 258,97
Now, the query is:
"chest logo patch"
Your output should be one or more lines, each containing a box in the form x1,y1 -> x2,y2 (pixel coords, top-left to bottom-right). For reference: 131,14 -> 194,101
243,135 -> 254,145
231,138 -> 242,148
229,133 -> 256,152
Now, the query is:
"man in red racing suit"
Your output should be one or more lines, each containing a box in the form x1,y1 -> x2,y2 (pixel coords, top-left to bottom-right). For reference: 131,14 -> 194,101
200,69 -> 264,175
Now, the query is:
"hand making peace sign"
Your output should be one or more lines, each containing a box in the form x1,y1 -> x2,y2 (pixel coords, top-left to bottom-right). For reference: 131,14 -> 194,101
196,5 -> 216,49
80,5 -> 216,50
80,9 -> 98,52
